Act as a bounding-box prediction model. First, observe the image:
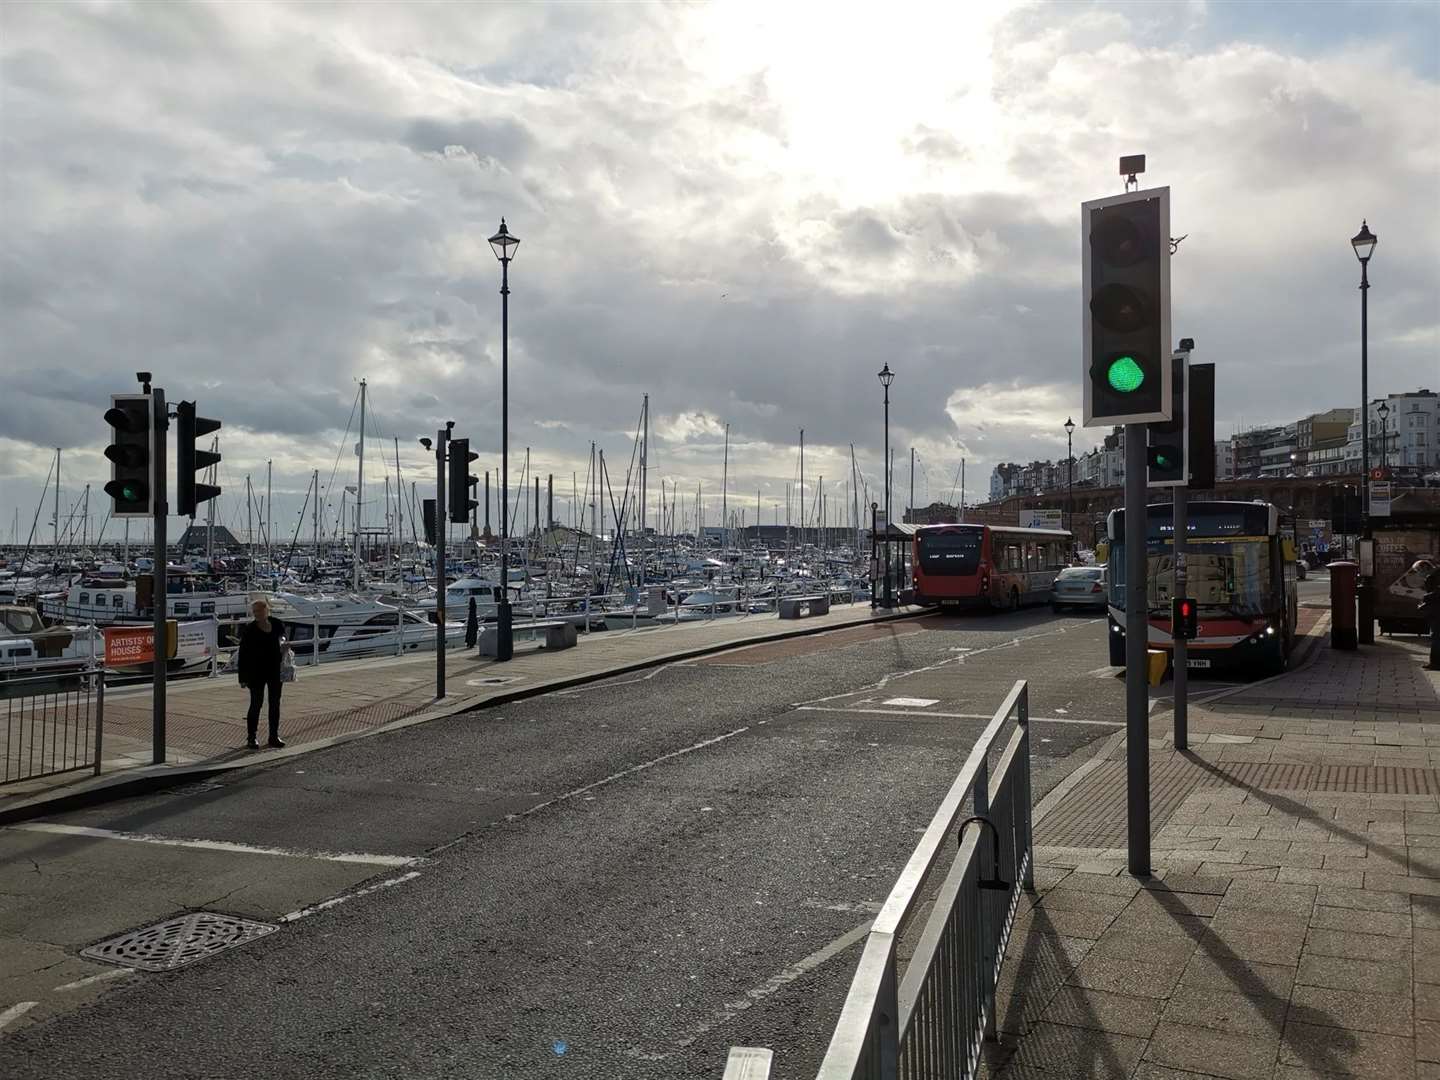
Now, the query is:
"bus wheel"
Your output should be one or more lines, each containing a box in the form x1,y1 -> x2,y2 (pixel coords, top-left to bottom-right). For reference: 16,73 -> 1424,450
1009,587 -> 1021,611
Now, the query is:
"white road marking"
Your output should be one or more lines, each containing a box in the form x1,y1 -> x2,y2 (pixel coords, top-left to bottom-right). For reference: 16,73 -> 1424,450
676,920 -> 874,1048
549,663 -> 675,697
7,823 -> 419,868
281,870 -> 423,923
881,697 -> 939,708
428,726 -> 754,855
53,968 -> 134,993
1087,666 -> 1119,678
0,1002 -> 37,1032
795,705 -> 1123,727
792,622 -> 1085,708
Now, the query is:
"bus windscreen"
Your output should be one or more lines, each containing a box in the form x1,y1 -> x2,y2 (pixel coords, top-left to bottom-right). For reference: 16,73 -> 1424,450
918,531 -> 982,576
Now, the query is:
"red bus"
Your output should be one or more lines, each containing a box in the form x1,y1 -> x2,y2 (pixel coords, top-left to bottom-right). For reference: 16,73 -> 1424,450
913,524 -> 1073,610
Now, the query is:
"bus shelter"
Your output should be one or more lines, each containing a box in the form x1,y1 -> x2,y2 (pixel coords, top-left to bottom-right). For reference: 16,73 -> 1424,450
871,521 -> 918,606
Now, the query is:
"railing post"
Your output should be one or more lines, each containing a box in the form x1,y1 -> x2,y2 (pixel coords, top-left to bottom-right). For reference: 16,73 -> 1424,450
313,615 -> 320,665
1018,682 -> 1034,892
877,939 -> 901,1080
93,666 -> 105,776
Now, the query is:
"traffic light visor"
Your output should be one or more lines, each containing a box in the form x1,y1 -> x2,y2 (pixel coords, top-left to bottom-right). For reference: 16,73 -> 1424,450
1090,283 -> 1150,333
104,405 -> 141,431
1092,215 -> 1146,266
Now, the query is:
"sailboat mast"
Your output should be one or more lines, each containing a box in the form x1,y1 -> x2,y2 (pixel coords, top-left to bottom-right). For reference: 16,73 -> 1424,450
266,459 -> 273,575
54,447 -> 60,552
394,437 -> 403,563
798,429 -> 804,551
721,421 -> 729,557
354,379 -> 366,591
312,469 -> 320,561
206,437 -> 217,563
641,394 -> 648,580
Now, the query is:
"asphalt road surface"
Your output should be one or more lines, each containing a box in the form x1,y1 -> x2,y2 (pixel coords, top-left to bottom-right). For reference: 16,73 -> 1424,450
2,603 -> 1265,1079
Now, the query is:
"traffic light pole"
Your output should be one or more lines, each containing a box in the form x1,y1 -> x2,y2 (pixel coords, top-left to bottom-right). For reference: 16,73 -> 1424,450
1123,422 -> 1150,876
1173,482 -> 1188,751
151,387 -> 168,765
435,428 -> 447,699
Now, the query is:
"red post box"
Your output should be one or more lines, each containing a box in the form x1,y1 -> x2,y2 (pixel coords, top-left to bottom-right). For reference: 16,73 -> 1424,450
1330,560 -> 1357,650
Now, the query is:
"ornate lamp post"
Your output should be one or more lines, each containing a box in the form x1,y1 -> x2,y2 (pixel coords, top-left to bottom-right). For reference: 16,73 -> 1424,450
1064,416 -> 1076,552
489,218 -> 519,661
1378,401 -> 1390,473
878,363 -> 895,608
1351,221 -> 1377,644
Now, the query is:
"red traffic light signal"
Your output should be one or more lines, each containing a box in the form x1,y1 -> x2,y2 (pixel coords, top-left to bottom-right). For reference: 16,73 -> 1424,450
1172,596 -> 1198,640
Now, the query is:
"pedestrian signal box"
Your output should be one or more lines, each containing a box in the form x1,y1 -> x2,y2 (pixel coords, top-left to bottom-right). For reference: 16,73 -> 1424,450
1172,597 -> 1198,640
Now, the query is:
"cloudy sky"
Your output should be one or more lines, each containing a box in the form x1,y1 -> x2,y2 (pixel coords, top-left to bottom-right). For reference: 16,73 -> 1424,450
2,0 -> 1437,547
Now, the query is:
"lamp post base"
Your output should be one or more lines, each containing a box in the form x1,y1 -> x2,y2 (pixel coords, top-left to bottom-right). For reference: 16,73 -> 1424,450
496,599 -> 514,662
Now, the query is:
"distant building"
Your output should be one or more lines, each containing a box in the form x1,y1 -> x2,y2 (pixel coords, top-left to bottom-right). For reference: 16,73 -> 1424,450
905,502 -> 959,525
176,525 -> 243,550
1348,389 -> 1438,476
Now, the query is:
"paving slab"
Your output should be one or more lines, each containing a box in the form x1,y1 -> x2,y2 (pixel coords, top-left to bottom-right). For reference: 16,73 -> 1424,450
1279,1020 -> 1415,1079
1142,1021 -> 1279,1080
1289,984 -> 1414,1037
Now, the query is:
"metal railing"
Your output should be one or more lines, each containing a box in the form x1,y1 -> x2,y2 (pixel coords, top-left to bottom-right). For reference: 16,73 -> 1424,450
726,680 -> 1033,1080
2,665 -> 105,786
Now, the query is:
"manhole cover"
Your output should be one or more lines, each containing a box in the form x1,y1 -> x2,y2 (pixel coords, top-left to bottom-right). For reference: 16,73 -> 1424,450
82,912 -> 278,972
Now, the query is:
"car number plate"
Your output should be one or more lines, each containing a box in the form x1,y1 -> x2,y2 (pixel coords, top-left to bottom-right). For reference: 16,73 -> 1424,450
1187,658 -> 1211,669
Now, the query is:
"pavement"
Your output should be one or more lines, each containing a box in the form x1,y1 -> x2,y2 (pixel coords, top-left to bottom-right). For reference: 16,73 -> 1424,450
985,612 -> 1440,1080
1,600 -> 924,822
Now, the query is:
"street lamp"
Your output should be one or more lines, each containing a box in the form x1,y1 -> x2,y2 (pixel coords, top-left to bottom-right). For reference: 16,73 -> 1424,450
1351,220 -> 1377,644
489,218 -> 520,661
1064,416 -> 1076,553
878,363 -> 895,608
1378,401 -> 1390,473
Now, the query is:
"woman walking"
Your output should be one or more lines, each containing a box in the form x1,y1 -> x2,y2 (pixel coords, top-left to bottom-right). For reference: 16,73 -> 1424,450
238,597 -> 287,749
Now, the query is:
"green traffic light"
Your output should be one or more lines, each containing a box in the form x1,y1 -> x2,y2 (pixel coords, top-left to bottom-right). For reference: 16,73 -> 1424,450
121,484 -> 142,501
1107,355 -> 1144,393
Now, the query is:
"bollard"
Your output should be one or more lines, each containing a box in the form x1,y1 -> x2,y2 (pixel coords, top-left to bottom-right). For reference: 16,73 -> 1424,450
1330,560 -> 1358,650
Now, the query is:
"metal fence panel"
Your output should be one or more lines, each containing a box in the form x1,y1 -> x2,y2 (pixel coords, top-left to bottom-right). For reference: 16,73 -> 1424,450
737,680 -> 1033,1080
2,667 -> 103,785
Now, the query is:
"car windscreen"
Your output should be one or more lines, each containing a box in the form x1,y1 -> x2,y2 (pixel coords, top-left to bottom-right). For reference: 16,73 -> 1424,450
918,531 -> 982,576
1057,568 -> 1103,581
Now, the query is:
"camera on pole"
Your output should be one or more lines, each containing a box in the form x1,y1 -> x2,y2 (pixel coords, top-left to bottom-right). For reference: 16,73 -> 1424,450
448,438 -> 479,524
103,394 -> 154,517
175,401 -> 222,517
1082,186 -> 1171,426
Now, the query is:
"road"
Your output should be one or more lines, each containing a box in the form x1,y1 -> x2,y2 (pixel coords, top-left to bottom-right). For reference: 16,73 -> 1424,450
0,597 -> 1314,1079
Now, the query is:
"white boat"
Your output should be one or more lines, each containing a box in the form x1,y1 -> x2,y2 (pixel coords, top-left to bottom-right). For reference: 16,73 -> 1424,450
264,592 -> 468,662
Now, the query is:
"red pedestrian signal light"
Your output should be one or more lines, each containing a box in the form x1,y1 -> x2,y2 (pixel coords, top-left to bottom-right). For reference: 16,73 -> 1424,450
1172,596 -> 1198,640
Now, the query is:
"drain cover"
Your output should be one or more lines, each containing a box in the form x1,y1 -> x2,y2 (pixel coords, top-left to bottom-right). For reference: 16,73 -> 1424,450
82,912 -> 278,972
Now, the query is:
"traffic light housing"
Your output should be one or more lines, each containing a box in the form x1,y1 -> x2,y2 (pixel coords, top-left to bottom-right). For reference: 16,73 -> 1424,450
1146,355 -> 1187,487
448,438 -> 479,524
1082,187 -> 1171,426
422,498 -> 437,546
103,394 -> 154,517
175,401 -> 222,517
1188,362 -> 1216,489
1172,596 -> 1198,640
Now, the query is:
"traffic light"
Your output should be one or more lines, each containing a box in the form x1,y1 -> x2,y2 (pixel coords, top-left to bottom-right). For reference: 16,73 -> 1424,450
1082,187 -> 1171,426
1172,596 -> 1198,640
1188,362 -> 1216,489
103,394 -> 153,517
448,438 -> 479,524
1146,355 -> 1187,486
175,401 -> 222,517
422,498 -> 437,546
